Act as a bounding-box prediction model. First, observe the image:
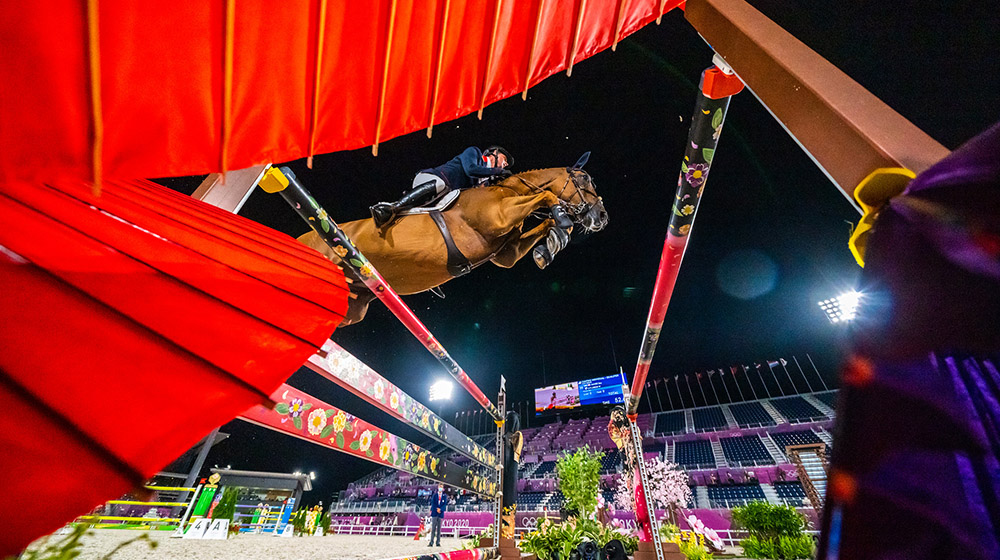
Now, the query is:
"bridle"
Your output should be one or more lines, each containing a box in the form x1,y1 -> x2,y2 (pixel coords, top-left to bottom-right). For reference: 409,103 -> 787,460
514,168 -> 603,229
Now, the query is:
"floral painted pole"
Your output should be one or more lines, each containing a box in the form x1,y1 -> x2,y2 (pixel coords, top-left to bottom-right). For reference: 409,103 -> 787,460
260,166 -> 502,421
306,339 -> 496,468
240,384 -> 497,497
624,58 -> 743,560
627,58 -> 743,417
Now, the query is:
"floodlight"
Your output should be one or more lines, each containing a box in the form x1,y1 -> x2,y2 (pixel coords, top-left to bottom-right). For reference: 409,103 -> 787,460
818,290 -> 862,323
429,379 -> 454,401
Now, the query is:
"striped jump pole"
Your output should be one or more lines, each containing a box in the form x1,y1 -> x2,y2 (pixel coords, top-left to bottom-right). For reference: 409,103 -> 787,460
260,167 -> 502,421
625,57 -> 743,560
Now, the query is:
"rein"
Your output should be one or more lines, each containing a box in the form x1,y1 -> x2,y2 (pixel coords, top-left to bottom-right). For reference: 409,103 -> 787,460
512,169 -> 599,220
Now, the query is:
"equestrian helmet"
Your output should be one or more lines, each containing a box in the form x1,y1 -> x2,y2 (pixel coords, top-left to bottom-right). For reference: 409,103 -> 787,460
483,146 -> 513,168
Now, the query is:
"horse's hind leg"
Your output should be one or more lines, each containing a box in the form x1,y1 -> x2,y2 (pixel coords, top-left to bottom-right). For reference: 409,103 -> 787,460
491,219 -> 554,268
340,286 -> 378,326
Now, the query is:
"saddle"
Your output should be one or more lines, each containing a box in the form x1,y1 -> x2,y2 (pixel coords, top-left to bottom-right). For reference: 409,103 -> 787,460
396,189 -> 461,217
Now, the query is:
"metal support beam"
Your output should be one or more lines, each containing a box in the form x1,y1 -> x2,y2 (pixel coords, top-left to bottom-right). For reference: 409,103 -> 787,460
685,0 -> 949,210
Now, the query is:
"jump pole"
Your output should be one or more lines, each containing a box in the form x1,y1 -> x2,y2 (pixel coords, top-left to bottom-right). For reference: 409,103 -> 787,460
260,167 -> 503,422
626,58 -> 744,560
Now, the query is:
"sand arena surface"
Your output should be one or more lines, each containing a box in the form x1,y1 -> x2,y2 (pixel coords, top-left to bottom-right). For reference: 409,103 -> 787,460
33,531 -> 472,560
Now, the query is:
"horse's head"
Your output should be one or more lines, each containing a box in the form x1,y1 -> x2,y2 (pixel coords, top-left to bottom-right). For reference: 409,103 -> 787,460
509,165 -> 608,232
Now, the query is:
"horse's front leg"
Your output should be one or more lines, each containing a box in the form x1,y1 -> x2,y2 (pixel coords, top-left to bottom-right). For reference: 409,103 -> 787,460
490,219 -> 554,268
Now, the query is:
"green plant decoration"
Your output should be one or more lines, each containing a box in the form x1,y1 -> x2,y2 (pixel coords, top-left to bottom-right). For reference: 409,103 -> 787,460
730,501 -> 815,559
519,517 -> 638,560
554,447 -> 604,519
210,487 -> 239,523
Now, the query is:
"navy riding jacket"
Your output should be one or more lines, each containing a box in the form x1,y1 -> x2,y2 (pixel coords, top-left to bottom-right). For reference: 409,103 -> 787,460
420,146 -> 507,191
430,491 -> 448,518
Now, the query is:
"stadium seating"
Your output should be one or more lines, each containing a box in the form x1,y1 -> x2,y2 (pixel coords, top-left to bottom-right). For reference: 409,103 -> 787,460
706,484 -> 767,508
599,451 -> 621,473
673,440 -> 716,469
719,435 -> 775,466
770,430 -> 822,454
339,390 -> 840,516
813,391 -> 838,408
532,461 -> 557,477
692,407 -> 729,432
654,411 -> 686,435
769,396 -> 827,423
772,481 -> 808,507
728,402 -> 776,428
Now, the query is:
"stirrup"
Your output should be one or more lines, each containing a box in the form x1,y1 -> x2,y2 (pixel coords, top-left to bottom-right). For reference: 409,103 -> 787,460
370,203 -> 396,228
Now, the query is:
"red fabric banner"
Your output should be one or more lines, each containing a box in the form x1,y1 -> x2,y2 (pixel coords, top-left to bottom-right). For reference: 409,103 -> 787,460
0,0 -> 684,185
0,178 -> 349,555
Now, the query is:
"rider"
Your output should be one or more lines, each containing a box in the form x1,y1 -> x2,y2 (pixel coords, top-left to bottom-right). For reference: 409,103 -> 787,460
370,146 -> 514,228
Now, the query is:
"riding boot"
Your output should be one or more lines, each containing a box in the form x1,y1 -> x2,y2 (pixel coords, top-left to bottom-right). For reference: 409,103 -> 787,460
370,181 -> 441,228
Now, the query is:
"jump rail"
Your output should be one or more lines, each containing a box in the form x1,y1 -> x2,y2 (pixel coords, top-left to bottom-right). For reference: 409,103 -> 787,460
260,166 -> 502,421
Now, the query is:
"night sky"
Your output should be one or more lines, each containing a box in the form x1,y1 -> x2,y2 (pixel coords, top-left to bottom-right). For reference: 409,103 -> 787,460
157,2 -> 999,504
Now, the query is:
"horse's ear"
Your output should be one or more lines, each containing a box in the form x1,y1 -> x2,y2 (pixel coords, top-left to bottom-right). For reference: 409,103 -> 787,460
572,151 -> 591,169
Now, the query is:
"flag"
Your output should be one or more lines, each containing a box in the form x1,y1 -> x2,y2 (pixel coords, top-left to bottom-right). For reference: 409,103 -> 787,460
754,362 -> 762,369
767,360 -> 780,368
674,375 -> 679,381
696,372 -> 703,380
707,369 -> 716,376
780,358 -> 788,366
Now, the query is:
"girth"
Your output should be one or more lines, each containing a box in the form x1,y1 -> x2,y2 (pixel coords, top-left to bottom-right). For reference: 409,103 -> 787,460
428,210 -> 474,277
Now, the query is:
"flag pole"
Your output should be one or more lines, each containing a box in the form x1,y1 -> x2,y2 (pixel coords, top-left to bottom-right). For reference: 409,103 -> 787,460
792,356 -> 815,392
663,380 -> 676,410
766,362 -> 786,396
707,372 -> 721,404
743,366 -> 771,399
695,373 -> 709,405
685,375 -> 698,408
729,367 -> 746,401
719,368 -> 734,402
806,353 -> 830,391
780,359 -> 799,393
753,365 -> 772,398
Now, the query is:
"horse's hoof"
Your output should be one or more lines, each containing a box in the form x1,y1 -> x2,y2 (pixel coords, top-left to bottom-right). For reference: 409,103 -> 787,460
533,245 -> 552,269
546,227 -> 570,255
551,205 -> 574,229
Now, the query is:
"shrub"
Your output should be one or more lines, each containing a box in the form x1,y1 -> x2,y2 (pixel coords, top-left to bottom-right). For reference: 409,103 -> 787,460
555,447 -> 604,519
730,501 -> 813,559
210,487 -> 238,523
519,517 -> 637,560
678,537 -> 714,560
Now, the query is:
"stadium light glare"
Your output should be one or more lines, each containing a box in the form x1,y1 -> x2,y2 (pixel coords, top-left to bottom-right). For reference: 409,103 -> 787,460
818,290 -> 863,323
429,379 -> 454,402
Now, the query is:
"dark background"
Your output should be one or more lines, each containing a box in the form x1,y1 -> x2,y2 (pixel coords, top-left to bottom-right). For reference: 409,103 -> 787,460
156,1 -> 999,504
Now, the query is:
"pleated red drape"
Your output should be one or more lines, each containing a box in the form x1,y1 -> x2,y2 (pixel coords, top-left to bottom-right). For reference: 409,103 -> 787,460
0,0 -> 684,185
0,178 -> 349,555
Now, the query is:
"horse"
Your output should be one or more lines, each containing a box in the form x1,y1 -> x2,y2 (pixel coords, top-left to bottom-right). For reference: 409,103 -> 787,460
298,164 -> 608,325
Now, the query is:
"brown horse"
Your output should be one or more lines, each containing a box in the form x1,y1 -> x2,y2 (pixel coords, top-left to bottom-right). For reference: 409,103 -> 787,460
298,165 -> 607,324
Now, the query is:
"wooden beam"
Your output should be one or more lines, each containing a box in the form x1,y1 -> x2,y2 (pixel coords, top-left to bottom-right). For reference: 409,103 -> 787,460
685,0 -> 949,208
372,0 -> 399,156
478,0 -> 504,119
521,0 -> 545,100
566,0 -> 587,77
192,164 -> 270,213
426,0 -> 452,138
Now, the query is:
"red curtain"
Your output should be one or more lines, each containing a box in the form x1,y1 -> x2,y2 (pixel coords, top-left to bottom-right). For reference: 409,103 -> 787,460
0,178 -> 349,555
0,0 -> 683,185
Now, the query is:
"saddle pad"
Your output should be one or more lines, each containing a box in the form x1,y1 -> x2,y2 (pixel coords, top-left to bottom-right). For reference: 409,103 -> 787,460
398,189 -> 461,217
